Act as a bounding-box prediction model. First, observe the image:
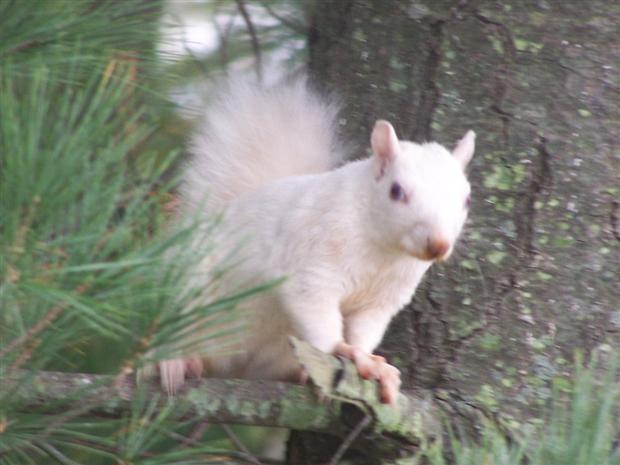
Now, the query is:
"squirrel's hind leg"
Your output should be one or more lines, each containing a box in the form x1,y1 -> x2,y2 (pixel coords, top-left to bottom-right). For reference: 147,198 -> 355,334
156,358 -> 204,395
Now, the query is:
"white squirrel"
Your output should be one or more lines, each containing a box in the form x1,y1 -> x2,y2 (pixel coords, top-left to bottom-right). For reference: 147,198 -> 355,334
158,78 -> 475,404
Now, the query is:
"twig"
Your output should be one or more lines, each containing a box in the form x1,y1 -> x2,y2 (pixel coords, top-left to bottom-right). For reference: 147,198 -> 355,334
188,420 -> 211,444
222,424 -> 264,465
0,307 -> 62,359
258,0 -> 307,34
9,338 -> 41,370
235,0 -> 262,81
327,414 -> 371,465
0,283 -> 90,362
170,11 -> 210,77
163,427 -> 202,447
2,39 -> 45,56
212,7 -> 237,73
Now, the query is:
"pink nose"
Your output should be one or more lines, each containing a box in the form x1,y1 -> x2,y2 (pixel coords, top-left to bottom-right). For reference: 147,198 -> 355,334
426,237 -> 450,260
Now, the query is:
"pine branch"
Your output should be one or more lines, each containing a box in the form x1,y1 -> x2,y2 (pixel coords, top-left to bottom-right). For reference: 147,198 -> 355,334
1,283 -> 91,365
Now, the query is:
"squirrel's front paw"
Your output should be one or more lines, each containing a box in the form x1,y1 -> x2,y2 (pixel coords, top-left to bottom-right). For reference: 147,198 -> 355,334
334,342 -> 401,404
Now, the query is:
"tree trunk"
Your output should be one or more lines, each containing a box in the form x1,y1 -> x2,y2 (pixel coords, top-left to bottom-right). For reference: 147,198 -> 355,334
292,0 -> 620,461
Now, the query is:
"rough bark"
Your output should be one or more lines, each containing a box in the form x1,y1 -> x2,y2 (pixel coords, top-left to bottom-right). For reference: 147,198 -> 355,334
1,340 -> 441,462
301,0 -> 620,461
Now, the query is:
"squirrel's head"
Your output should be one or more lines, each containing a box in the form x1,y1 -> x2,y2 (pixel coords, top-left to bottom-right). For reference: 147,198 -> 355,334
368,120 -> 475,262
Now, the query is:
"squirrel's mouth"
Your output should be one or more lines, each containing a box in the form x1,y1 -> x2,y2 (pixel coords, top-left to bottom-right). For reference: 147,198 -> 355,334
423,237 -> 451,262
409,239 -> 452,262
410,250 -> 451,262
432,250 -> 452,262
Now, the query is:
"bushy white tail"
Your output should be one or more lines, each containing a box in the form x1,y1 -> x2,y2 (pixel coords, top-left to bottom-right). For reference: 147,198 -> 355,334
183,78 -> 343,211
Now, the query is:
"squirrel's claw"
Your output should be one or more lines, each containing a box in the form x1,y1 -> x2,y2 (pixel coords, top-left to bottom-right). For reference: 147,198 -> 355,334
376,360 -> 401,404
158,357 -> 204,395
334,342 -> 401,404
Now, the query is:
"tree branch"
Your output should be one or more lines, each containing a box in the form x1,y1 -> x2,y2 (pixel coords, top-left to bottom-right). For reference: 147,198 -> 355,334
2,370 -> 337,429
2,340 -> 440,457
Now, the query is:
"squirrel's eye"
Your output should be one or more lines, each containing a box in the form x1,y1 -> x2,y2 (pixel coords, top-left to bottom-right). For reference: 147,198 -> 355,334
389,182 -> 405,202
465,195 -> 471,209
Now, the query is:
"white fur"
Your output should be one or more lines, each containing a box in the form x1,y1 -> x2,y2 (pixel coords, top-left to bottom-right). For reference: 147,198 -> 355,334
161,78 -> 475,392
183,78 -> 343,212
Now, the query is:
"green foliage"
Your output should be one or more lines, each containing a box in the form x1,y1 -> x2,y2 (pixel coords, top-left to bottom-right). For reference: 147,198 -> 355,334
0,1 -> 211,374
420,359 -> 620,465
0,1 -> 268,463
0,0 -> 161,78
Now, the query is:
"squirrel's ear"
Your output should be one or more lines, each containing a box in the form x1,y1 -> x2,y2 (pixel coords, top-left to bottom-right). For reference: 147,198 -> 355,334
452,130 -> 476,169
371,120 -> 399,176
